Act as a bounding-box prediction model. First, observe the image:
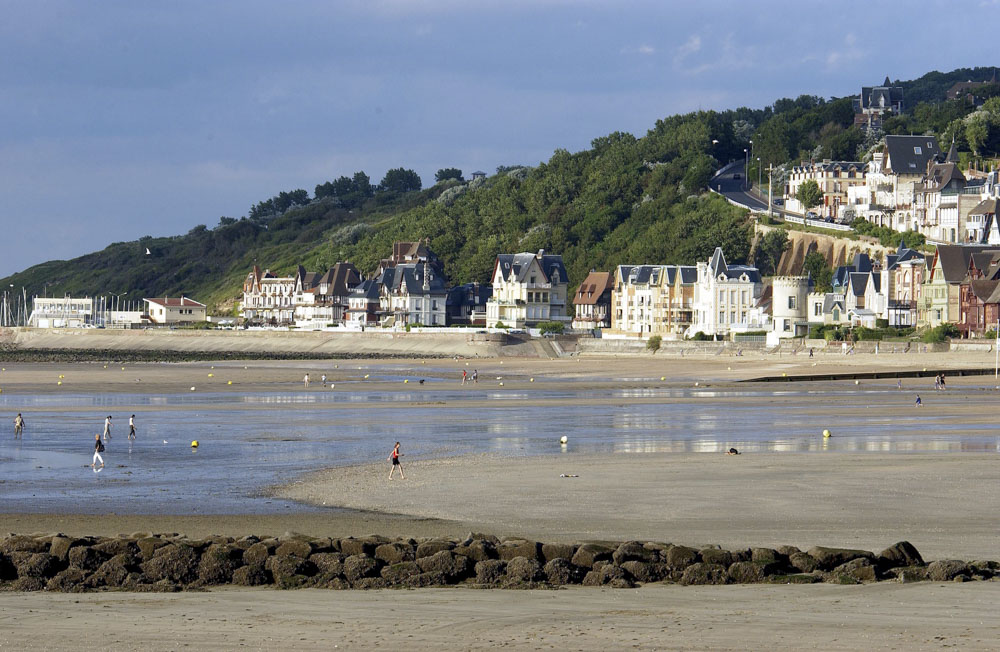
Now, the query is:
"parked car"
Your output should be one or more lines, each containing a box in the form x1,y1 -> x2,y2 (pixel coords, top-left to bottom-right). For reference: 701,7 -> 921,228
733,173 -> 741,180
772,198 -> 783,206
806,211 -> 819,219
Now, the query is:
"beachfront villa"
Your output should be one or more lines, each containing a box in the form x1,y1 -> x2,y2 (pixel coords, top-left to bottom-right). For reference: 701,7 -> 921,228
688,248 -> 763,338
485,250 -> 569,329
607,264 -> 697,338
572,271 -> 614,330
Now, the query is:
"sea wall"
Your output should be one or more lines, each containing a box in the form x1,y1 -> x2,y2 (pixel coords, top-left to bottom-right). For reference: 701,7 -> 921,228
1,532 -> 990,592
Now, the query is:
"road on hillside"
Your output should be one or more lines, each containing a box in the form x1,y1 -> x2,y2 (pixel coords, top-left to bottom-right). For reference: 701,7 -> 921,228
711,161 -> 790,218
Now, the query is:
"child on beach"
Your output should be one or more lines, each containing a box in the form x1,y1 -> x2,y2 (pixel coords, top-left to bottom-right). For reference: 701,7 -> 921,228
13,413 -> 24,439
92,433 -> 105,468
387,441 -> 405,480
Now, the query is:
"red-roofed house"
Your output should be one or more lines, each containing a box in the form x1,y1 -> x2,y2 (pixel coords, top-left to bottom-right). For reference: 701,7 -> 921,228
572,271 -> 613,329
144,297 -> 207,324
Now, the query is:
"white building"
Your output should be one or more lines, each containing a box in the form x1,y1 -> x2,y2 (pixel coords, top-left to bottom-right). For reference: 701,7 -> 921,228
854,135 -> 941,232
241,266 -> 297,325
378,261 -> 448,326
688,248 -> 764,338
486,250 -> 568,329
784,160 -> 865,220
29,296 -> 94,328
770,276 -> 811,340
144,297 -> 207,324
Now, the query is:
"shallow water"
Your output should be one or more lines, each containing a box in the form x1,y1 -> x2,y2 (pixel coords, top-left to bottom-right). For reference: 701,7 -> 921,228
1,383 -> 998,514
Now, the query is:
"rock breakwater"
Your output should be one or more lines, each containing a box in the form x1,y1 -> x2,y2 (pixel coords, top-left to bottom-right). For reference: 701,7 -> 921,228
1,533 -> 995,592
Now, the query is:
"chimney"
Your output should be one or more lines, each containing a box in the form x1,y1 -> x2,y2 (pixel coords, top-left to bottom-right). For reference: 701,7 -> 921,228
537,249 -> 545,258
423,261 -> 430,292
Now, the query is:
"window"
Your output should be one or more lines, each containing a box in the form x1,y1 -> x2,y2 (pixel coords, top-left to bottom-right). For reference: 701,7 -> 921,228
788,296 -> 796,309
913,146 -> 922,155
814,303 -> 822,317
719,311 -> 725,323
731,311 -> 736,323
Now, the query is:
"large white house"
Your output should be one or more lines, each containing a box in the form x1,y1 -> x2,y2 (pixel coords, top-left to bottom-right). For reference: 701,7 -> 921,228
688,248 -> 764,338
485,250 -> 568,328
241,266 -> 297,325
378,261 -> 449,326
143,297 -> 207,324
853,135 -> 941,232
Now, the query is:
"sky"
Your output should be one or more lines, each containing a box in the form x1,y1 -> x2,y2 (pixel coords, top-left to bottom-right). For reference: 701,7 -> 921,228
1,0 -> 997,277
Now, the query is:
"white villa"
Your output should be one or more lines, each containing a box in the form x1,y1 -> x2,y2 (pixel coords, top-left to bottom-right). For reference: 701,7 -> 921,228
485,250 -> 568,329
688,248 -> 764,338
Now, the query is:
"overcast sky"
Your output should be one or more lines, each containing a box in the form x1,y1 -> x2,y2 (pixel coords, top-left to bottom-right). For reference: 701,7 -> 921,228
1,0 -> 996,276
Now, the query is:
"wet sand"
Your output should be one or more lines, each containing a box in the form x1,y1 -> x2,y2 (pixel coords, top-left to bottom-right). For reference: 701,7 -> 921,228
3,355 -> 999,650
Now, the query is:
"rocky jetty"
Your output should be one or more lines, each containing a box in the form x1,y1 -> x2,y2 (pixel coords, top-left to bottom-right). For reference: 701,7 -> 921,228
1,533 -> 995,592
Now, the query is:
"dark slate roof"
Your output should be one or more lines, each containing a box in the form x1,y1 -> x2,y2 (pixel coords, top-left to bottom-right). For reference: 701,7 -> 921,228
447,282 -> 492,307
921,162 -> 965,192
822,294 -> 846,313
934,245 -> 996,283
708,247 -> 761,283
970,198 -> 1000,216
678,266 -> 698,284
381,263 -> 448,296
849,273 -> 870,297
859,82 -> 902,110
884,135 -> 940,175
317,262 -> 361,296
350,279 -> 379,300
497,252 -> 568,285
886,246 -> 927,270
970,279 -> 999,303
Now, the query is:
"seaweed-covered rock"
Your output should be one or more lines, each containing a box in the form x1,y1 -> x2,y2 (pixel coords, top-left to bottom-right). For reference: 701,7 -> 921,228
310,552 -> 345,578
833,558 -> 878,583
403,572 -> 448,588
49,536 -> 85,563
727,561 -> 783,584
620,560 -> 667,583
11,577 -> 45,591
14,553 -> 61,579
197,544 -> 244,585
414,539 -> 455,559
242,542 -> 273,567
141,545 -> 200,584
137,537 -> 170,561
93,538 -> 138,558
497,540 -> 541,563
352,577 -> 387,590
275,540 -> 313,559
474,559 -> 507,585
0,553 -> 16,581
1,535 -> 49,555
232,565 -> 272,586
613,541 -> 656,565
543,558 -> 585,585
776,545 -> 802,557
375,542 -> 415,564
68,546 -> 107,572
926,560 -> 970,582
541,543 -> 576,564
86,553 -> 142,589
381,561 -> 421,585
582,564 -> 634,588
700,549 -> 735,566
806,546 -> 874,571
750,548 -> 783,564
505,556 -> 544,584
343,555 -> 380,582
887,566 -> 928,583
47,568 -> 87,592
877,541 -> 924,569
570,543 -> 614,569
453,539 -> 496,562
665,545 -> 700,570
679,563 -> 728,586
788,552 -> 819,573
416,550 -> 470,580
339,538 -> 378,557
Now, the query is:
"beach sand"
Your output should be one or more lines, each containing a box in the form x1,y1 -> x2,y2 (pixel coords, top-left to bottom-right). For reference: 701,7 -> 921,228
2,354 -> 999,650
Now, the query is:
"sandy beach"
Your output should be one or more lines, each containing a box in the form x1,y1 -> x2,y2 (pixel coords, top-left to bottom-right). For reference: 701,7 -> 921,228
2,354 -> 999,650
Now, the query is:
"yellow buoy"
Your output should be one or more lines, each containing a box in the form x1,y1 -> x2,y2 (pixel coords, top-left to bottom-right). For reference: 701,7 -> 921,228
404,379 -> 409,383
58,374 -> 64,379
661,376 -> 666,381
103,365 -> 107,369
823,429 -> 832,438
208,373 -> 213,377
57,381 -> 62,386
782,372 -> 787,377
530,378 -> 534,382
191,440 -> 199,448
364,374 -> 369,379
227,381 -> 233,385
694,382 -> 699,387
121,367 -> 125,371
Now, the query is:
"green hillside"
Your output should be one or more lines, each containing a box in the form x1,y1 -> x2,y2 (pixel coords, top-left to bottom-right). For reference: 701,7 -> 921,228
5,67 -> 999,312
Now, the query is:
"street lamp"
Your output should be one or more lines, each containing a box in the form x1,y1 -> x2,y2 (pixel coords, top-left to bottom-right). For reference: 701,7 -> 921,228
743,148 -> 749,190
757,157 -> 762,191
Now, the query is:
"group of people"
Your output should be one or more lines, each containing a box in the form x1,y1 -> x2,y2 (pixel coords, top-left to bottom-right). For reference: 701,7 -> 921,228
91,414 -> 137,468
460,369 -> 479,384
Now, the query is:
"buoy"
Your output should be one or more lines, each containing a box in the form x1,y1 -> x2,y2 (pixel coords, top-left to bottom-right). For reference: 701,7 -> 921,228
364,374 -> 369,379
854,380 -> 860,385
782,372 -> 787,377
560,436 -> 568,444
190,386 -> 196,391
499,382 -> 504,386
58,374 -> 64,379
661,376 -> 666,381
530,378 -> 534,382
227,381 -> 232,385
727,367 -> 731,371
103,365 -> 107,369
404,379 -> 409,383
57,381 -> 62,386
823,429 -> 831,438
121,367 -> 125,371
922,368 -> 927,372
330,383 -> 335,388
208,373 -> 213,377
191,440 -> 199,448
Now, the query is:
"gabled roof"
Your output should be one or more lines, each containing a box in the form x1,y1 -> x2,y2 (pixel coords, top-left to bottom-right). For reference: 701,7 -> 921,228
849,273 -> 869,297
822,293 -> 846,313
708,247 -> 761,283
496,252 -> 568,286
934,245 -> 996,283
144,297 -> 205,308
921,162 -> 965,192
317,262 -> 361,296
350,278 -> 380,300
970,279 -> 1000,303
574,271 -> 613,305
884,135 -> 940,175
970,197 -> 1000,217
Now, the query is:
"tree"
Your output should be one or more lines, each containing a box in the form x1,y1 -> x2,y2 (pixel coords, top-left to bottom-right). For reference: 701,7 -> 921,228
755,228 -> 790,276
796,179 -> 823,212
379,168 -> 422,194
435,168 -> 464,183
646,335 -> 661,353
802,250 -> 833,293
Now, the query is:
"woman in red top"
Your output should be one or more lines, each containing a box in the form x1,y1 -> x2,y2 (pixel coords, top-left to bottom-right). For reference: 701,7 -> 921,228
387,442 -> 404,480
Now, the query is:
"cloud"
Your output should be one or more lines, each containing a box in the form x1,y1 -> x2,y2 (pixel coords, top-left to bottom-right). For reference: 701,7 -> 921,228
673,35 -> 701,63
621,43 -> 655,56
825,32 -> 863,68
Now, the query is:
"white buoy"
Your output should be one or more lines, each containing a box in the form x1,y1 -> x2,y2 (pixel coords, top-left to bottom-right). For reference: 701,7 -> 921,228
499,382 -> 504,386
854,380 -> 860,385
560,436 -> 568,445
530,378 -> 534,382
190,386 -> 196,391
694,382 -> 699,387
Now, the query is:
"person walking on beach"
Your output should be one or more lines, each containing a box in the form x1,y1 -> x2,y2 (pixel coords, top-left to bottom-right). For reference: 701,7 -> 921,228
472,369 -> 478,384
939,374 -> 946,390
321,374 -> 327,388
915,394 -> 922,407
102,415 -> 112,442
13,413 -> 25,439
304,373 -> 310,388
92,433 -> 105,469
462,369 -> 467,385
128,414 -> 136,440
387,441 -> 404,480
